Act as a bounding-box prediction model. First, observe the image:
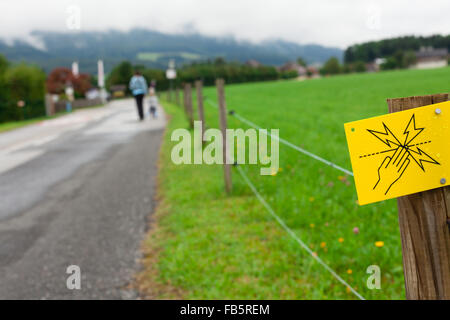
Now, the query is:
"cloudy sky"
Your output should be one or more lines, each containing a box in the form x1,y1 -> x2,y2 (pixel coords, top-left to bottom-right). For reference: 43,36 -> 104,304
1,0 -> 449,48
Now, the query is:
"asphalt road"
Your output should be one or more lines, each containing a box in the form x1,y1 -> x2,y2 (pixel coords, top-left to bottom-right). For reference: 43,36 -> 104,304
0,99 -> 165,299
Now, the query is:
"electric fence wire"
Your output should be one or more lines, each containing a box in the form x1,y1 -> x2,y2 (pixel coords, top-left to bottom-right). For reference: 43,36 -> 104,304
236,165 -> 365,300
205,98 -> 354,176
204,97 -> 364,300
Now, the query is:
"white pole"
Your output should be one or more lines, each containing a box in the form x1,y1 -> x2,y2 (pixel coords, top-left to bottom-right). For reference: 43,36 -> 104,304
97,60 -> 107,104
97,60 -> 105,88
72,61 -> 79,77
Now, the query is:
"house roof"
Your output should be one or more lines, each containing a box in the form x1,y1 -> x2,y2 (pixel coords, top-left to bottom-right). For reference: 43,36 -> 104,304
416,48 -> 448,59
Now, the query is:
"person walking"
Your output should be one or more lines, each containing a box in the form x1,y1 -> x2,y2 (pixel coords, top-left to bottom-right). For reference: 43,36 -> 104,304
148,88 -> 159,119
129,71 -> 148,121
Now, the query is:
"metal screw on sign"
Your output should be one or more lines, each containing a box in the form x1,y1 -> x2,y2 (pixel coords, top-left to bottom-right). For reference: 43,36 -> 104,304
440,178 -> 446,185
435,108 -> 442,115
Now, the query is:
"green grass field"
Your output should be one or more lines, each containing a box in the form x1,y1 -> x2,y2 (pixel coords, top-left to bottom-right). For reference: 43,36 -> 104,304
138,67 -> 450,300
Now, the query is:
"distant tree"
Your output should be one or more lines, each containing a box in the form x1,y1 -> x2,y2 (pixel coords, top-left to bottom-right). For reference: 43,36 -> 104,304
4,63 -> 46,120
0,55 -> 9,104
342,64 -> 352,74
297,57 -> 307,67
403,50 -> 417,68
214,57 -> 226,66
344,34 -> 450,64
46,67 -> 92,97
0,54 -> 8,75
320,57 -> 341,75
106,58 -> 279,93
381,57 -> 398,70
354,61 -> 367,73
6,64 -> 46,102
280,70 -> 298,79
90,75 -> 98,88
46,68 -> 73,94
142,69 -> 168,91
73,74 -> 92,98
106,61 -> 134,92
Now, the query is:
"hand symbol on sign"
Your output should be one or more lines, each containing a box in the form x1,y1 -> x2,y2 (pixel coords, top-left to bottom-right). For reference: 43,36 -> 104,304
373,147 -> 411,195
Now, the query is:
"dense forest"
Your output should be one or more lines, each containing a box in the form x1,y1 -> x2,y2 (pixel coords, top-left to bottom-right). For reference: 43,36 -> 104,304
106,58 -> 283,93
344,34 -> 450,63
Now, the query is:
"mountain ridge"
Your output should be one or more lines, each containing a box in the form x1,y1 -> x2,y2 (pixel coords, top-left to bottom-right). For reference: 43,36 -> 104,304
0,29 -> 343,74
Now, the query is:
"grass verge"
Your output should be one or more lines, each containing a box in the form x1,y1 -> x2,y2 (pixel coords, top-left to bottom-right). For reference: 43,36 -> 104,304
137,68 -> 450,299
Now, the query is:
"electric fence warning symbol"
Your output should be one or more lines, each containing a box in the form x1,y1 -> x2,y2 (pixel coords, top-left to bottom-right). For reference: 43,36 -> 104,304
345,101 -> 450,206
367,114 -> 440,195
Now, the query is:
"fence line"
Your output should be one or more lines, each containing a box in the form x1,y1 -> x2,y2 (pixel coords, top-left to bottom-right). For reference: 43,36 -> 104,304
236,165 -> 365,300
205,98 -> 354,177
203,95 -> 363,298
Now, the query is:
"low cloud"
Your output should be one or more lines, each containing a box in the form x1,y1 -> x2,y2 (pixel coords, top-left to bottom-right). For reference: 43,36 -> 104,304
0,0 -> 449,48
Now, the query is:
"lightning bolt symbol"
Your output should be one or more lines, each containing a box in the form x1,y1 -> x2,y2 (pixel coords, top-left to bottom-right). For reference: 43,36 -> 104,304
403,114 -> 424,146
407,146 -> 440,172
367,123 -> 402,148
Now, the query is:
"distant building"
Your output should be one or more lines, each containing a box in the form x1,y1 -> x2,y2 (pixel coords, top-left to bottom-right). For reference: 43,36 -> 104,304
278,62 -> 307,77
306,66 -> 320,78
412,47 -> 448,69
110,85 -> 126,98
245,60 -> 262,68
366,58 -> 386,73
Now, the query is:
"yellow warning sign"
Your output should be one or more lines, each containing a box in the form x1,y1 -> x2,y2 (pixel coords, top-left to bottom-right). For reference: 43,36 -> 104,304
344,101 -> 450,206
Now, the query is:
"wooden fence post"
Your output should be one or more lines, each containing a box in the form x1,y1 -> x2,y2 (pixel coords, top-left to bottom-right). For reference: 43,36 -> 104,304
195,80 -> 206,144
387,93 -> 450,300
216,78 -> 232,193
184,83 -> 194,128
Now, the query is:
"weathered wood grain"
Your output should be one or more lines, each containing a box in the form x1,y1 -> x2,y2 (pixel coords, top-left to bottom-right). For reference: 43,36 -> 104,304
216,78 -> 232,194
387,93 -> 450,300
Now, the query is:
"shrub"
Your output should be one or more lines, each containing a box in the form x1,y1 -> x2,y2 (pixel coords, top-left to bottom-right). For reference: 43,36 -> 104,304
1,63 -> 46,122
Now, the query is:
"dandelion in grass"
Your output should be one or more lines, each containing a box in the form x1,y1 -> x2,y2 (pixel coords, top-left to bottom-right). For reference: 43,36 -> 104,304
320,242 -> 326,248
278,167 -> 283,172
347,269 -> 353,274
375,241 -> 384,248
338,237 -> 344,243
309,196 -> 315,202
310,223 -> 315,229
